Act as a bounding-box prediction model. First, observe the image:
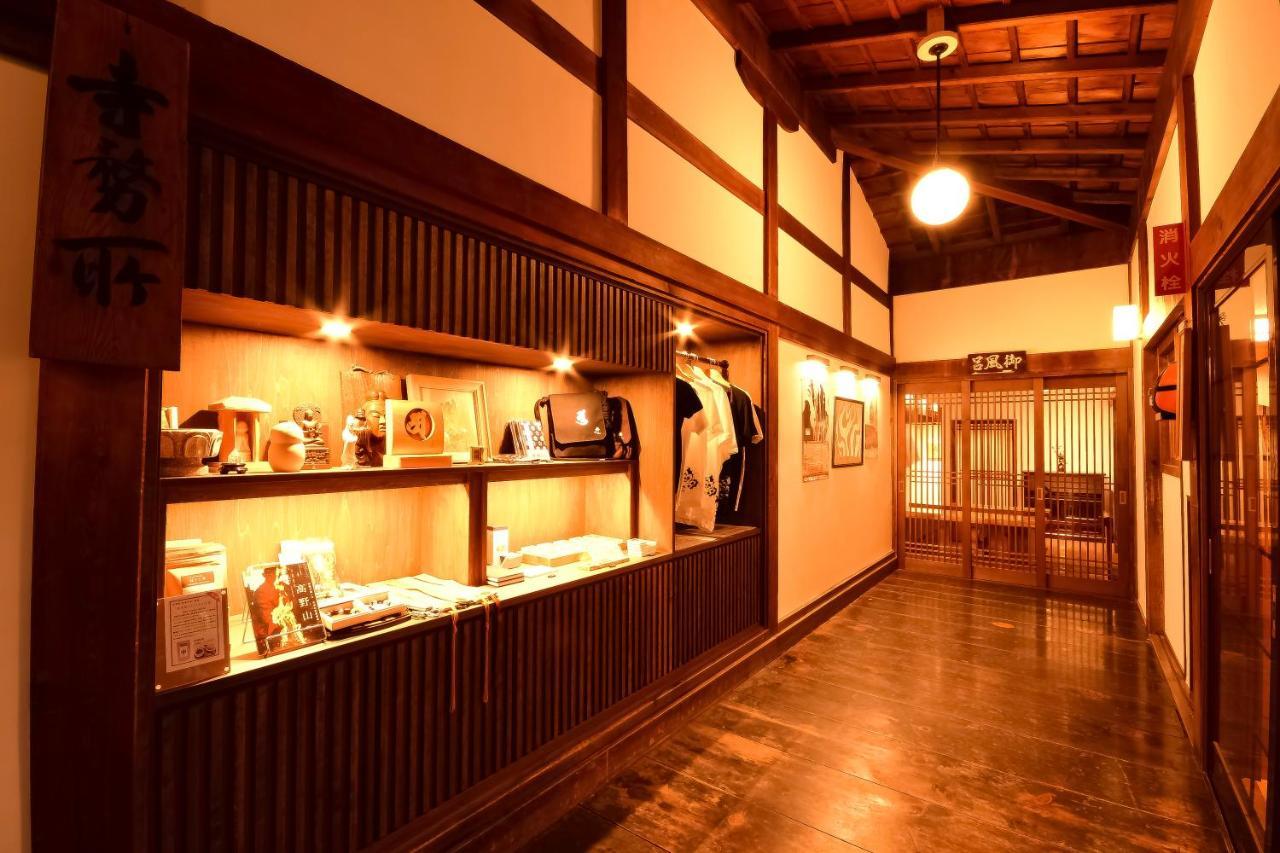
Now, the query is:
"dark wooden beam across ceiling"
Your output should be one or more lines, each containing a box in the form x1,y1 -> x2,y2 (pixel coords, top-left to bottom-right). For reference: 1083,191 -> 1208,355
836,132 -> 1128,232
990,166 -> 1140,181
917,137 -> 1148,156
806,53 -> 1165,95
833,102 -> 1154,130
772,0 -> 1174,53
891,229 -> 1131,294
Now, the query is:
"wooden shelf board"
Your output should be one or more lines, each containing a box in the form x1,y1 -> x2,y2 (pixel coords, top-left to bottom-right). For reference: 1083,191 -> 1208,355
673,524 -> 759,553
161,458 -> 637,504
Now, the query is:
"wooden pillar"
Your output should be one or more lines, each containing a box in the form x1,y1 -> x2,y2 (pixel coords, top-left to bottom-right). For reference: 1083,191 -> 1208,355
841,153 -> 852,336
763,111 -> 778,299
601,0 -> 627,222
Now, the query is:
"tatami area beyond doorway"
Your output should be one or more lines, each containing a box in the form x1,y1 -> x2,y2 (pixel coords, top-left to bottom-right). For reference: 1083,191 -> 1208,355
526,572 -> 1226,852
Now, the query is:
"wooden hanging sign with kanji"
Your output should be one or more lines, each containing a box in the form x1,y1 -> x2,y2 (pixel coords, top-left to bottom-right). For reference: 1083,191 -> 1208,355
1152,222 -> 1187,297
30,0 -> 188,369
968,351 -> 1027,376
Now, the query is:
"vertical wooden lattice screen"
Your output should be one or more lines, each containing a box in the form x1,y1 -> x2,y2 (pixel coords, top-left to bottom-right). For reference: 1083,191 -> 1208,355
187,143 -> 674,373
898,376 -> 1127,595
154,535 -> 763,852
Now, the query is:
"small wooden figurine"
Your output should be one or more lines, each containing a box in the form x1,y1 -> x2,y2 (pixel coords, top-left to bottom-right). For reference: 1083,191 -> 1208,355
292,404 -> 330,469
354,391 -> 387,467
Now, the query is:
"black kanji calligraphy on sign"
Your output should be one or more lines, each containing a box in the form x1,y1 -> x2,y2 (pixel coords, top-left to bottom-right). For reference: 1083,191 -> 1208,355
74,137 -> 160,223
67,48 -> 168,139
55,235 -> 167,306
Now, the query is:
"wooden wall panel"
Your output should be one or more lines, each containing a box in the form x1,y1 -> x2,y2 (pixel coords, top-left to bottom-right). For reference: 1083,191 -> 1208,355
153,534 -> 762,852
189,144 -> 674,374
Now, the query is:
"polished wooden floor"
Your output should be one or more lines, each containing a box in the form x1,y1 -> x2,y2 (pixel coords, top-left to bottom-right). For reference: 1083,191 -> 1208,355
524,572 -> 1227,852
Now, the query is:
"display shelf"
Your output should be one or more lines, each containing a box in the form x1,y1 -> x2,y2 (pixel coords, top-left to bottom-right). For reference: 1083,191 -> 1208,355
155,547 -> 673,702
673,524 -> 758,553
160,458 -> 638,504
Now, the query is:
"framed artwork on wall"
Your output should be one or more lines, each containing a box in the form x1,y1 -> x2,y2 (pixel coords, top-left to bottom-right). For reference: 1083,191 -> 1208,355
801,366 -> 830,481
832,397 -> 865,468
405,375 -> 492,463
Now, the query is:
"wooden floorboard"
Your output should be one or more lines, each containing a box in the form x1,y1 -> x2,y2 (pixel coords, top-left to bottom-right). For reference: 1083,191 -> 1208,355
522,571 -> 1226,852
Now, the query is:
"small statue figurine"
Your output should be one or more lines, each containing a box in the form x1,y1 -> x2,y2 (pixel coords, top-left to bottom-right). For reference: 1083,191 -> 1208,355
340,414 -> 362,469
354,391 -> 387,467
292,404 -> 330,470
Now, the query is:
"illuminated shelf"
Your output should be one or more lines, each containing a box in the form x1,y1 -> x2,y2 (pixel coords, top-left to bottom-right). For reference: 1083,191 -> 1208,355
160,458 -> 638,504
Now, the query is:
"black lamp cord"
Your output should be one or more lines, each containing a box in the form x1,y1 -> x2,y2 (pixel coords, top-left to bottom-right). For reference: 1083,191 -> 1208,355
932,43 -> 946,166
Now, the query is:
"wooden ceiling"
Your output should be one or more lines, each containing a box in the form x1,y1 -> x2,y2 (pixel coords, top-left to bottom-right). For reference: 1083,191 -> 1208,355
739,0 -> 1174,264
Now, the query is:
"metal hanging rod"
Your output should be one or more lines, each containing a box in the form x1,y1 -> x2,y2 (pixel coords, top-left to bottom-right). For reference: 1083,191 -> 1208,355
675,349 -> 729,371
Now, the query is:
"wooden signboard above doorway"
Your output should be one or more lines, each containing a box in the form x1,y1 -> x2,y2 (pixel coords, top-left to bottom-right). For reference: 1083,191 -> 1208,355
29,0 -> 188,369
968,351 -> 1028,376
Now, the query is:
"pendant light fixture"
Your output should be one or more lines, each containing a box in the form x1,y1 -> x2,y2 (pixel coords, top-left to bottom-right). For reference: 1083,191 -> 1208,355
910,19 -> 970,227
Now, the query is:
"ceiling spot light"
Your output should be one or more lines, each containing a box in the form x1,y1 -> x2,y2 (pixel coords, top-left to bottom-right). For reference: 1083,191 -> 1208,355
551,356 -> 574,372
909,31 -> 970,227
675,320 -> 696,338
320,318 -> 353,340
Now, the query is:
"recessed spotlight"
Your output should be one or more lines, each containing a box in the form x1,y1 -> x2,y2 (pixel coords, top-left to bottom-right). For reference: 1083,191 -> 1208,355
320,318 -> 353,340
551,356 -> 574,372
675,321 -> 696,338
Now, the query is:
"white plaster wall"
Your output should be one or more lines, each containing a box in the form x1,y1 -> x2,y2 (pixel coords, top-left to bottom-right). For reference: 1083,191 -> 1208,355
778,231 -> 842,331
1194,0 -> 1280,215
777,339 -> 893,619
892,265 -> 1127,362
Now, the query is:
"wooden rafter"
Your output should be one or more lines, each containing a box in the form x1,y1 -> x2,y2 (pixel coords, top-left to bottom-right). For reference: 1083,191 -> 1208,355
805,53 -> 1166,94
831,102 -> 1154,129
834,132 -> 1128,232
772,0 -> 1173,53
990,166 -> 1140,181
914,137 -> 1147,156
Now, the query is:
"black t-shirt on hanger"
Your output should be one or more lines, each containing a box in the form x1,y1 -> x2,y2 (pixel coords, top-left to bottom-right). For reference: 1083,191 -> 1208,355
717,385 -> 764,522
674,377 -> 704,487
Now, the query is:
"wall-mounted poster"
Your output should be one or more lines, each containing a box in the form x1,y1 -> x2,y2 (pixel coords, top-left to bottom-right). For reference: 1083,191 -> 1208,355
833,397 -> 865,468
862,375 -> 880,459
801,366 -> 830,481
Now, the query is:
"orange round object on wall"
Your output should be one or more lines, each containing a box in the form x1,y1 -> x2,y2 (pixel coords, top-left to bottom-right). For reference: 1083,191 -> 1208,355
1150,362 -> 1178,420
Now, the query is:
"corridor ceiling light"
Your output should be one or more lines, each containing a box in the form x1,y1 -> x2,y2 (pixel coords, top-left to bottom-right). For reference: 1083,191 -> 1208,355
319,317 -> 353,340
909,34 -> 969,227
1112,305 -> 1140,342
1255,316 -> 1271,343
675,320 -> 696,338
551,356 -> 575,372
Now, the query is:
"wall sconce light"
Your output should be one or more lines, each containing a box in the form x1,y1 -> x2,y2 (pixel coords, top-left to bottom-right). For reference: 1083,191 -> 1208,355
319,318 -> 353,340
1254,315 -> 1271,343
551,356 -> 575,372
1112,304 -> 1140,342
675,320 -> 696,339
860,375 -> 880,401
802,355 -> 829,382
835,367 -> 858,398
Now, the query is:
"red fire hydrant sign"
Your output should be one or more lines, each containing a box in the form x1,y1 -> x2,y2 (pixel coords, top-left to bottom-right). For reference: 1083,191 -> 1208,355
1153,223 -> 1187,296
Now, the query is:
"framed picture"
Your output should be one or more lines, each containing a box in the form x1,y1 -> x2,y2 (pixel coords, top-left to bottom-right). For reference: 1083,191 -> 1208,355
405,375 -> 492,463
832,397 -> 865,468
801,370 -> 830,481
385,398 -> 445,457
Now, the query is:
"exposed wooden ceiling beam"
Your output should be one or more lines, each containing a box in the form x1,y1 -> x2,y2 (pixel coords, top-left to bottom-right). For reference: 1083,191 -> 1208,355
1072,191 -> 1135,205
690,0 -> 836,159
1130,0 -> 1213,233
805,53 -> 1165,94
772,0 -> 1174,53
990,166 -> 1140,181
985,197 -> 1002,242
890,229 -> 1131,294
832,102 -> 1154,129
836,131 -> 1128,231
913,137 -> 1147,156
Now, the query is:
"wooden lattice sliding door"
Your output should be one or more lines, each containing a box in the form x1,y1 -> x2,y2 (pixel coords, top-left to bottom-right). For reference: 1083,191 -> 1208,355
896,374 -> 1131,596
898,383 -> 965,575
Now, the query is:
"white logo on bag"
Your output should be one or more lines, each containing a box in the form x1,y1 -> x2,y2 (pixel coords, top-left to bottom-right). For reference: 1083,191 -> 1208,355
575,408 -> 589,426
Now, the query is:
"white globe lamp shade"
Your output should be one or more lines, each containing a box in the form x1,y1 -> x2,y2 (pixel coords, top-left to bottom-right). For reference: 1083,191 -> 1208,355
910,167 -> 970,226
